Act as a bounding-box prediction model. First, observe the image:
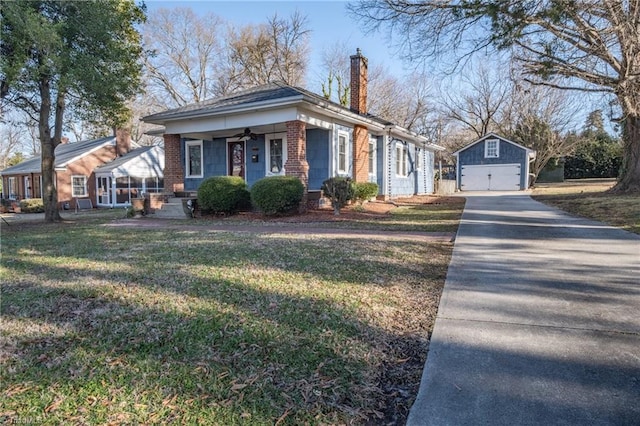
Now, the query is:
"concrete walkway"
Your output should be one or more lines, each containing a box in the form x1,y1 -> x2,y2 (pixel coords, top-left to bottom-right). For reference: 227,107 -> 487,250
407,193 -> 640,425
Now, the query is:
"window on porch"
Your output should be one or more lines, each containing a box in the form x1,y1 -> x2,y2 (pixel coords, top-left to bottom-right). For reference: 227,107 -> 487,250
186,140 -> 203,178
266,133 -> 287,175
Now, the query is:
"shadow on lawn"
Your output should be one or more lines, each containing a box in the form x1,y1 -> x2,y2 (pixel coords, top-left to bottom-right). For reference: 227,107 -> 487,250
1,226 -> 442,425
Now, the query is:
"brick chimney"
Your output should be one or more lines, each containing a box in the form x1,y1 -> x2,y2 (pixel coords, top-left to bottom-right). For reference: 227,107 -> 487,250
350,48 -> 368,115
115,128 -> 131,156
350,49 -> 369,182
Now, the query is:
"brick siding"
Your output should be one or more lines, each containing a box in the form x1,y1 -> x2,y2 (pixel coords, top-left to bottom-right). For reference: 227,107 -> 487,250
163,133 -> 184,193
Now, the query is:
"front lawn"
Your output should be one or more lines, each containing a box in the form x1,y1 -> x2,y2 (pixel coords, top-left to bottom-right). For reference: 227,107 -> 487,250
0,198 -> 463,425
532,179 -> 640,234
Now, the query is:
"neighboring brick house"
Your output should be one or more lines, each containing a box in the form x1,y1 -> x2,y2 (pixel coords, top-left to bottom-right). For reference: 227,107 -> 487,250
142,50 -> 444,207
0,130 -> 161,210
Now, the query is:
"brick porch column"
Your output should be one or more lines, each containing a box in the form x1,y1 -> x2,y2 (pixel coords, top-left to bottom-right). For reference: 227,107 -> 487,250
163,133 -> 184,193
285,120 -> 309,212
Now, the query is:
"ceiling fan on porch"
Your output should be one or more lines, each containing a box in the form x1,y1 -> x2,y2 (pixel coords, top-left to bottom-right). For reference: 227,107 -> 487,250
231,127 -> 258,141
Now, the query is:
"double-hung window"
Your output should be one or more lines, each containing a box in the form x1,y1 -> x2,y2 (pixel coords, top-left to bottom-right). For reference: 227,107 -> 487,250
72,175 -> 88,197
337,132 -> 348,174
369,138 -> 377,178
485,139 -> 499,158
185,140 -> 203,178
396,144 -> 408,177
266,133 -> 287,175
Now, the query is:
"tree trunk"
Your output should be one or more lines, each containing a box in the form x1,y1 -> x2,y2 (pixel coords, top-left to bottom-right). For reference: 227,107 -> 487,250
39,76 -> 62,222
611,113 -> 640,193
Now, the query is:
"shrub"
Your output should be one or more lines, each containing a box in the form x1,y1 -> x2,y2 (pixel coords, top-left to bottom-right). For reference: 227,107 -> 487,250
19,198 -> 45,213
321,177 -> 354,216
197,176 -> 250,215
251,176 -> 304,216
353,182 -> 379,205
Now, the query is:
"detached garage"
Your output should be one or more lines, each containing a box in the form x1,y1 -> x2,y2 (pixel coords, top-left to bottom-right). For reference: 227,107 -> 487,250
454,133 -> 536,191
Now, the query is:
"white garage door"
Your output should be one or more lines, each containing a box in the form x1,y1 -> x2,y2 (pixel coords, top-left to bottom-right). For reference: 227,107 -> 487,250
460,164 -> 521,191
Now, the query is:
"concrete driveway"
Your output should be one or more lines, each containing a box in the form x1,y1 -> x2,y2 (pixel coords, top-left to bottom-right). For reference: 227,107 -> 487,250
407,193 -> 640,425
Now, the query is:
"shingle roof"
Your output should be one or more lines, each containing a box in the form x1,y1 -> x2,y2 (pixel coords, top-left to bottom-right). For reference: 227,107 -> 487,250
142,81 -> 393,126
0,136 -> 115,175
143,82 -> 307,122
94,145 -> 163,176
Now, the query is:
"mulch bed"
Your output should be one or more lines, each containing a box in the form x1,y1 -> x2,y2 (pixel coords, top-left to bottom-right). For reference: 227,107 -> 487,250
198,195 -> 463,224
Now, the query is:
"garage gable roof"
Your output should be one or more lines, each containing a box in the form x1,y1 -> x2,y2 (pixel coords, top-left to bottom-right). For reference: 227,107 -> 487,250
453,133 -> 536,158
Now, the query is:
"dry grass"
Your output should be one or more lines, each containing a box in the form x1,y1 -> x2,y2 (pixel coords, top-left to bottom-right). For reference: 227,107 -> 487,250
0,196 -> 464,425
532,179 -> 640,234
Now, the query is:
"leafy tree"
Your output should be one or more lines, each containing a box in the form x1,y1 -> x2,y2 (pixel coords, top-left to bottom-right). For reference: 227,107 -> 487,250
1,0 -> 145,221
350,0 -> 640,192
565,111 -> 623,179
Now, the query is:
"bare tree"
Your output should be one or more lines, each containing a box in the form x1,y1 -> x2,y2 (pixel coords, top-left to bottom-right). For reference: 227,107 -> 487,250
438,58 -> 512,138
220,12 -> 311,93
315,44 -> 433,132
350,0 -> 640,192
143,8 -> 225,108
0,123 -> 27,169
505,84 -> 583,180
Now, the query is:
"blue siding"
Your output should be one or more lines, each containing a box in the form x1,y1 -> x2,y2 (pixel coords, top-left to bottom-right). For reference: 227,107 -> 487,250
457,136 -> 529,189
307,128 -> 330,190
183,137 -> 266,191
244,136 -> 265,187
389,139 -> 434,197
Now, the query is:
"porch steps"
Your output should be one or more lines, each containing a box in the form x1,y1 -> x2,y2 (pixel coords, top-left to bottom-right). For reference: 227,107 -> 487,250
152,197 -> 193,219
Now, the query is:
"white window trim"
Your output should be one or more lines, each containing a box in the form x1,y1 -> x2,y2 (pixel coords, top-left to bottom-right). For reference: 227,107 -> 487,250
72,175 -> 88,197
185,140 -> 204,178
485,139 -> 500,158
396,144 -> 408,177
337,130 -> 349,175
265,132 -> 287,176
368,137 -> 377,179
415,147 -> 422,170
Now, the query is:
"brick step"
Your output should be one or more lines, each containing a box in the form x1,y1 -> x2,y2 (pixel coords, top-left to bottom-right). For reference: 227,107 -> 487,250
151,198 -> 193,219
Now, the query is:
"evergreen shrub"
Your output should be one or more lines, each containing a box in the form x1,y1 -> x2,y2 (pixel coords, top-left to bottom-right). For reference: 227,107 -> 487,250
251,176 -> 304,216
353,182 -> 379,204
19,198 -> 45,213
197,176 -> 250,214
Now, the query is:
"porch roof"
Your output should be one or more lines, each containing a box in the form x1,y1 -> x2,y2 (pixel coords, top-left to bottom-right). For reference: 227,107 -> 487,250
142,82 -> 440,148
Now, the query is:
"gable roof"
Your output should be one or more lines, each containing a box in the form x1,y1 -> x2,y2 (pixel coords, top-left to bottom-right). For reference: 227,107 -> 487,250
142,82 -> 443,150
453,133 -> 536,157
94,145 -> 164,178
0,136 -> 116,175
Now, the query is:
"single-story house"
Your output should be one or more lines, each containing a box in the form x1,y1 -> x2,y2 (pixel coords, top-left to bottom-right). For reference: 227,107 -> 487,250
0,130 -> 164,209
453,133 -> 536,191
142,50 -> 444,207
94,145 -> 165,207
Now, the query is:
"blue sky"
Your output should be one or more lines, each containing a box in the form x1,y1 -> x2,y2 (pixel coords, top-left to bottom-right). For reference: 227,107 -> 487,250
144,0 -> 410,87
